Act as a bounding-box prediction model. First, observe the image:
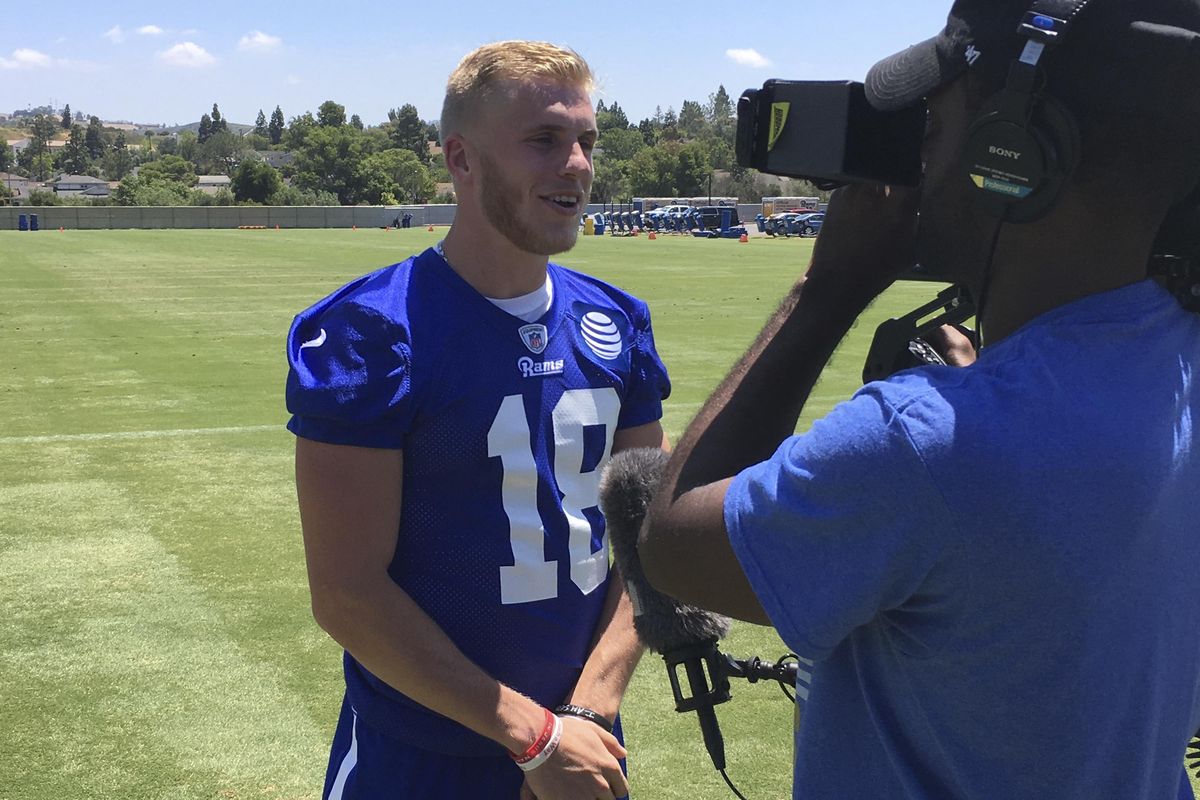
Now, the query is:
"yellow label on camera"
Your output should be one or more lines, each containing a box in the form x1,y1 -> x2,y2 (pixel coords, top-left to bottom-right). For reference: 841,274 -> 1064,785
768,102 -> 790,151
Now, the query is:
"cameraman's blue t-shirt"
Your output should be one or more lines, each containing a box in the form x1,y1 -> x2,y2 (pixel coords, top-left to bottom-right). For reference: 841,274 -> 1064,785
727,279 -> 1200,799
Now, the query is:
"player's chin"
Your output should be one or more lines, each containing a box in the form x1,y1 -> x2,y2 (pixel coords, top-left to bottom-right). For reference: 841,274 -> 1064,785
534,226 -> 581,256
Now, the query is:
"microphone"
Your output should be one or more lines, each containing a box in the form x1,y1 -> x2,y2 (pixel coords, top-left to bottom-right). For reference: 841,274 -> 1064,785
600,447 -> 734,771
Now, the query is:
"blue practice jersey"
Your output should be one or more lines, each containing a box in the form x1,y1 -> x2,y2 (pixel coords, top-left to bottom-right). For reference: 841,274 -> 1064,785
286,247 -> 670,756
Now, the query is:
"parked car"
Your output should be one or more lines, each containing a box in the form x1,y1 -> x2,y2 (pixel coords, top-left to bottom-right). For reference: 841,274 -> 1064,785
694,205 -> 742,231
792,212 -> 824,237
765,211 -> 803,236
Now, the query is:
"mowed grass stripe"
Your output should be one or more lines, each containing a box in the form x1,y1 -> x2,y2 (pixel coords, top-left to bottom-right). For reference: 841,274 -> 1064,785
0,477 -> 328,800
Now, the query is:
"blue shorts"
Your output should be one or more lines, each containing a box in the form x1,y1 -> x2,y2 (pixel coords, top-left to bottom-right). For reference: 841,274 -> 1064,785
322,695 -> 628,800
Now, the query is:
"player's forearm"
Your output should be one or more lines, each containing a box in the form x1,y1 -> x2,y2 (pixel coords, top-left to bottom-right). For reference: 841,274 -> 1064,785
310,576 -> 546,754
564,566 -> 644,721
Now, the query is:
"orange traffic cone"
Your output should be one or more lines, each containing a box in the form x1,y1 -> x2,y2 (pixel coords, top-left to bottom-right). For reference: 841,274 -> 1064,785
353,225 -> 357,231
59,227 -> 64,232
648,231 -> 657,240
739,233 -> 749,243
427,224 -> 434,232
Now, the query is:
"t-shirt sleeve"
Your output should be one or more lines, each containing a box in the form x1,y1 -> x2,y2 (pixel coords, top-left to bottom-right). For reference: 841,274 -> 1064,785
617,300 -> 671,430
724,389 -> 956,661
285,297 -> 413,448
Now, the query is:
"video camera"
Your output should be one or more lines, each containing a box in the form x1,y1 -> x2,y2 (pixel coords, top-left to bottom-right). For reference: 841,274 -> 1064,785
736,79 -> 1200,377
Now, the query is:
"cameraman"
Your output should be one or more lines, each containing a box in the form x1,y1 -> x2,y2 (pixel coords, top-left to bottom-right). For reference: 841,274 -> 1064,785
641,1 -> 1200,798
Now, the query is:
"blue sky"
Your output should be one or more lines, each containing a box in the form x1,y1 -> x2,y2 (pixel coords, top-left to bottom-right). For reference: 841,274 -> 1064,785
0,1 -> 952,127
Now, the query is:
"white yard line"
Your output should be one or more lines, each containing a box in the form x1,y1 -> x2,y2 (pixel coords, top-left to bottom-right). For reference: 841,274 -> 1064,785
0,424 -> 282,445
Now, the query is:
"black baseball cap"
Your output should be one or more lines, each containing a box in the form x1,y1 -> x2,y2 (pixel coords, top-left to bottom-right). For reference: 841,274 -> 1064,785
863,0 -> 1200,118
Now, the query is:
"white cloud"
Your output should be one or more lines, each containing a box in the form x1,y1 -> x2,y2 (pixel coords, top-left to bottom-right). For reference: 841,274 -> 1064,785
0,49 -> 53,69
137,25 -> 164,35
158,42 -> 216,68
726,48 -> 771,68
104,25 -> 125,44
238,31 -> 281,52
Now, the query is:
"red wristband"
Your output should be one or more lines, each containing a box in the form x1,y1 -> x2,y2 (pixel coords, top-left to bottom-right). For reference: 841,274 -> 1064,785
509,708 -> 556,765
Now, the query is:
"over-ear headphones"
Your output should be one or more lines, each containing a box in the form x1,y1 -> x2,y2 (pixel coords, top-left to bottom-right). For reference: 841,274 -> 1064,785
963,0 -> 1093,222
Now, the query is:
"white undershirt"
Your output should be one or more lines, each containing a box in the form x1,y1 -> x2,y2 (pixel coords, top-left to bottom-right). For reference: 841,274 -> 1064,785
486,278 -> 554,323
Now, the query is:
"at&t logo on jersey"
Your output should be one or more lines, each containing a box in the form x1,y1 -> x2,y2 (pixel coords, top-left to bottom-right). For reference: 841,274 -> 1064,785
518,356 -> 565,378
580,312 -> 623,360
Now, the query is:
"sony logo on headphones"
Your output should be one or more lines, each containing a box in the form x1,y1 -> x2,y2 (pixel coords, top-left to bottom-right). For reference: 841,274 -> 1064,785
988,145 -> 1022,160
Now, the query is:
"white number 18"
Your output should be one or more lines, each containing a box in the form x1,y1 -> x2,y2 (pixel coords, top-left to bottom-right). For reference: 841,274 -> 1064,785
487,388 -> 620,605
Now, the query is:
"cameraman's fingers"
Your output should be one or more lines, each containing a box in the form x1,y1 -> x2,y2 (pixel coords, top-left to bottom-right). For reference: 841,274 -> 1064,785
807,184 -> 920,291
924,324 -> 977,366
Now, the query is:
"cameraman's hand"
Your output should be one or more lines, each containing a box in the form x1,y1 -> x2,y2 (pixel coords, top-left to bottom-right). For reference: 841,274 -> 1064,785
521,716 -> 628,800
805,184 -> 920,297
924,324 -> 977,367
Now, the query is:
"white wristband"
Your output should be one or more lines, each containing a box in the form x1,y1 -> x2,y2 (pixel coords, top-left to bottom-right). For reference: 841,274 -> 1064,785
515,713 -> 563,772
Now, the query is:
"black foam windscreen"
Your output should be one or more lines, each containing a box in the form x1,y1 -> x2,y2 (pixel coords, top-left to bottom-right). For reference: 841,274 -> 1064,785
599,448 -> 732,654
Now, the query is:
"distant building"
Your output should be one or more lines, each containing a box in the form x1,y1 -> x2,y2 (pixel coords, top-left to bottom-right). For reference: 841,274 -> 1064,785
50,174 -> 109,196
0,172 -> 39,205
255,150 -> 295,169
196,175 -> 232,195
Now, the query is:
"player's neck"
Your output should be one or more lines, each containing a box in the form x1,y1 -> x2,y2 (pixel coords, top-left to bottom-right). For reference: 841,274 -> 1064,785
441,221 -> 549,300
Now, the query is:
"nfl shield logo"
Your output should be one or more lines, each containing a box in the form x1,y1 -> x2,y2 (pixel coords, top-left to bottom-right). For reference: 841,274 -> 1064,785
519,324 -> 548,354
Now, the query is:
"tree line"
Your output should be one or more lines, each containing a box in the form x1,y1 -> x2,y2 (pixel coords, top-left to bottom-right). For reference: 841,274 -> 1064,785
2,87 -> 818,208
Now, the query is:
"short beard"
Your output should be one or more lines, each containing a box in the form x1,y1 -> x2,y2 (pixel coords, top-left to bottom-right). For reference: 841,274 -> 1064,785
479,152 -> 580,256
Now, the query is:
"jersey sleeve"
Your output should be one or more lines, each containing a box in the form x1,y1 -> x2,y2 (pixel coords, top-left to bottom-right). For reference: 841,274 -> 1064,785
724,387 -> 959,661
617,299 -> 671,430
285,296 -> 413,448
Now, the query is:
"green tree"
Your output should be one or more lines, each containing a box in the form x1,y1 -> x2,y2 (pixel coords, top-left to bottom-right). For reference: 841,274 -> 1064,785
231,159 -> 282,203
176,130 -> 198,161
678,100 -> 707,140
61,104 -> 72,130
102,133 -> 134,180
284,112 -> 317,150
24,115 -> 58,180
707,85 -> 735,138
590,157 -> 629,204
268,105 -> 285,145
28,187 -> 61,205
59,125 -> 91,175
597,102 -> 629,133
598,127 -> 645,163
349,114 -> 364,131
317,100 -> 346,128
360,148 -> 434,204
195,130 -> 246,176
113,175 -> 191,205
0,142 -> 10,173
674,141 -> 711,195
292,124 -> 367,203
85,116 -> 107,160
637,118 -> 658,146
254,109 -> 268,137
387,104 -> 429,163
210,104 -> 228,135
139,154 -> 197,186
268,184 -> 340,206
198,113 -> 213,144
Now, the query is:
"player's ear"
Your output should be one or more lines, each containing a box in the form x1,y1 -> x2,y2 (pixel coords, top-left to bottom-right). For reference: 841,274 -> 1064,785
443,133 -> 473,185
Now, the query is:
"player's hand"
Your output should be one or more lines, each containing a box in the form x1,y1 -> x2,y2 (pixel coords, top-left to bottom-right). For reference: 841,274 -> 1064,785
804,183 -> 920,297
521,715 -> 628,800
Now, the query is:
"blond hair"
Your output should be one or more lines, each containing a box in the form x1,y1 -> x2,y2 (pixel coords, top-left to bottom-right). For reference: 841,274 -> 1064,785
440,41 -> 594,138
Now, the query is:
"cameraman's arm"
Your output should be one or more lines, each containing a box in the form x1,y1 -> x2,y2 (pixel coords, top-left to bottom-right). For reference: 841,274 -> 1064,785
641,185 -> 919,622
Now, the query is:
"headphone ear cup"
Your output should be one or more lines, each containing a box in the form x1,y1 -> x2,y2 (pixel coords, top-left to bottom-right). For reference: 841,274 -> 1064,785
962,89 -> 1081,223
1006,93 -> 1080,223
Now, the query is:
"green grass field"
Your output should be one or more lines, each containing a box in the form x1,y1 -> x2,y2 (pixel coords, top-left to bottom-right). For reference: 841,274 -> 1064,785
3,228 -> 1195,800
